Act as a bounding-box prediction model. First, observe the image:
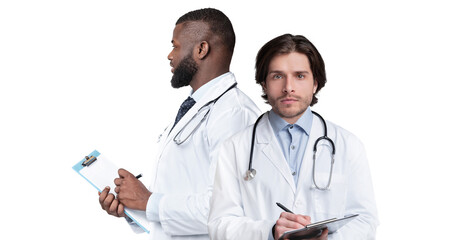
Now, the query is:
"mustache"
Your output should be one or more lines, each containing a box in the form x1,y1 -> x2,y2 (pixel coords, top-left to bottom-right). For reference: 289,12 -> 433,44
277,95 -> 301,101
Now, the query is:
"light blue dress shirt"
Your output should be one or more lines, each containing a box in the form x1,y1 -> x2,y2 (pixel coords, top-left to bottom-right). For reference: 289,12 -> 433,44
268,108 -> 312,186
145,73 -> 229,223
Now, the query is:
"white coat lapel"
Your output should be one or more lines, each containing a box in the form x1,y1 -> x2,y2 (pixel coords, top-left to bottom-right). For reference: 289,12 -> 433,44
156,123 -> 172,156
258,114 -> 297,194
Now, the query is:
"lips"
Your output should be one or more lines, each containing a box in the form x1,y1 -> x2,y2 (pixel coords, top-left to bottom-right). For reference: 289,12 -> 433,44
280,97 -> 298,104
170,62 -> 174,73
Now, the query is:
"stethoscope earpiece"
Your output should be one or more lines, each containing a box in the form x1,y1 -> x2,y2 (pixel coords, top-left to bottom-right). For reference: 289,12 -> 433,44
244,169 -> 257,181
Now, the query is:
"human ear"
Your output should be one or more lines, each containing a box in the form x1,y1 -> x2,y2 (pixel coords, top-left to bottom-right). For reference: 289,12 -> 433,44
196,41 -> 209,59
313,78 -> 318,94
261,81 -> 267,92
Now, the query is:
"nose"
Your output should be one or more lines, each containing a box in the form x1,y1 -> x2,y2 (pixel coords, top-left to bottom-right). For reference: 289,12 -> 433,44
283,77 -> 295,93
167,50 -> 173,61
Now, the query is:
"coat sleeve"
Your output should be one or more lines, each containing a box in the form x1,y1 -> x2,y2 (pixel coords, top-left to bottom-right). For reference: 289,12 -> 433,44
156,105 -> 259,236
208,137 -> 274,240
330,137 -> 379,240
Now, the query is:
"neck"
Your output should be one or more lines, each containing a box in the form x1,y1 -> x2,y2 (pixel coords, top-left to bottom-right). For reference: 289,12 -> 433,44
190,68 -> 229,92
283,116 -> 303,125
273,109 -> 305,125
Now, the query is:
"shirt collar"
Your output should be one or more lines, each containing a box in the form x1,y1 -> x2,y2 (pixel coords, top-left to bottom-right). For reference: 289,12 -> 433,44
189,72 -> 231,102
268,107 -> 313,135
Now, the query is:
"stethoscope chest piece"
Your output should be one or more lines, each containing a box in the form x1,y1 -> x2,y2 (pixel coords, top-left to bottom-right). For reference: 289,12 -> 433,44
244,168 -> 257,181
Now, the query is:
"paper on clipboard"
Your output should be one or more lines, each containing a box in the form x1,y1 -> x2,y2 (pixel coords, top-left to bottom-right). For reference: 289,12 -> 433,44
72,150 -> 150,233
279,214 -> 358,240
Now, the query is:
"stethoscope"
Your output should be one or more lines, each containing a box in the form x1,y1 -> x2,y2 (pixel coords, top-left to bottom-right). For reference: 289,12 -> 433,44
244,111 -> 336,191
172,83 -> 237,145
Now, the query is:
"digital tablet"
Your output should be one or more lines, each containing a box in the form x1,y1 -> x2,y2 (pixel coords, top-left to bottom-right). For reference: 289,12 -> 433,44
278,214 -> 358,240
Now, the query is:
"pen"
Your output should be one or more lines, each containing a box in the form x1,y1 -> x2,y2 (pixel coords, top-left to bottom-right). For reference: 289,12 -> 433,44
135,174 -> 142,179
276,202 -> 293,214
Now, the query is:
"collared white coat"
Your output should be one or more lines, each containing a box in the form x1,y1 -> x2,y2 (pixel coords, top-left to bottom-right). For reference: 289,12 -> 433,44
147,73 -> 260,240
208,112 -> 379,240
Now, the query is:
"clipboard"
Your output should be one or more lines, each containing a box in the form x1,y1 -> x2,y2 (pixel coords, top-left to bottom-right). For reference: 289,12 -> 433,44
279,214 -> 358,240
72,150 -> 150,233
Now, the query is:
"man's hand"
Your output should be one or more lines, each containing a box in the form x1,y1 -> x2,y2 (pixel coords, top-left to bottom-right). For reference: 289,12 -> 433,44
114,168 -> 152,211
274,212 -> 329,240
98,186 -> 125,217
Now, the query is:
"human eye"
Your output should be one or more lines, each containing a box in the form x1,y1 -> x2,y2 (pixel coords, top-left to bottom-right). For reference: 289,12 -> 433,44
270,73 -> 283,80
297,73 -> 305,79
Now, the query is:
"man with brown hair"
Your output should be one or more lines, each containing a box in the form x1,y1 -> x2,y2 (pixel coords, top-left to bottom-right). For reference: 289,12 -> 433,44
209,34 -> 378,240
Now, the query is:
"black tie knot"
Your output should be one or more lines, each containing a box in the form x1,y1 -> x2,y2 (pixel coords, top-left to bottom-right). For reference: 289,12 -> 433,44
172,97 -> 196,130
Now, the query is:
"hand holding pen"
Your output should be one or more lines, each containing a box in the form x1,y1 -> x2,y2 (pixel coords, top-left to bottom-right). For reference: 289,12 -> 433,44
114,169 -> 151,211
274,202 -> 328,240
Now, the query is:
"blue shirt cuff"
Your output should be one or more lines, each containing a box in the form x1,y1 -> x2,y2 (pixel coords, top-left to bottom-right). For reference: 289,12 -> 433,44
146,192 -> 164,222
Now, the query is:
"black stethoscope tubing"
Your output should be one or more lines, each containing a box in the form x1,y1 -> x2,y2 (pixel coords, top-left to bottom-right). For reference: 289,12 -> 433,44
312,111 -> 336,155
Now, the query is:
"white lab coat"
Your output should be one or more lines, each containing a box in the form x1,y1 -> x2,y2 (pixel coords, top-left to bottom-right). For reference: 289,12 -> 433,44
146,73 -> 260,239
208,112 -> 379,240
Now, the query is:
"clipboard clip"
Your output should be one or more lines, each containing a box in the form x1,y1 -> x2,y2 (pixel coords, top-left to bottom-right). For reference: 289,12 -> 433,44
82,155 -> 97,167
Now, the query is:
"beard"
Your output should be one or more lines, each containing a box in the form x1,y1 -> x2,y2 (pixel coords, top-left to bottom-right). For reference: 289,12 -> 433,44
268,94 -> 312,122
170,54 -> 198,88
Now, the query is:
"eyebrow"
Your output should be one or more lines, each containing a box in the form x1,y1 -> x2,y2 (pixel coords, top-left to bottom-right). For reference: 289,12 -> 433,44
294,71 -> 311,74
268,70 -> 310,74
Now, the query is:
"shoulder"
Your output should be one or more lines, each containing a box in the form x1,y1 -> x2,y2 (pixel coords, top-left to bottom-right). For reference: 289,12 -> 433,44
203,85 -> 261,145
208,86 -> 260,124
214,87 -> 259,112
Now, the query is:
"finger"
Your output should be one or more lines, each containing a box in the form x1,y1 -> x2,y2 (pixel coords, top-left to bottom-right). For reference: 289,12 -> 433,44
118,168 -> 132,178
281,212 -> 310,226
115,186 -> 120,194
117,203 -> 125,217
274,225 -> 292,240
99,186 -> 111,203
114,177 -> 122,186
102,193 -> 115,210
116,191 -> 121,201
294,215 -> 310,226
280,211 -> 295,219
108,198 -> 118,213
298,215 -> 311,225
317,228 -> 329,240
276,215 -> 305,230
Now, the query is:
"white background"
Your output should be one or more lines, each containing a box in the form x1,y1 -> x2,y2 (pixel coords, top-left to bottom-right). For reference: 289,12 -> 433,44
1,0 -> 471,239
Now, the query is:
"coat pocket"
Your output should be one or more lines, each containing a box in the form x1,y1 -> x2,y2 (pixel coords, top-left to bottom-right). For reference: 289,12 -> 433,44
311,173 -> 347,218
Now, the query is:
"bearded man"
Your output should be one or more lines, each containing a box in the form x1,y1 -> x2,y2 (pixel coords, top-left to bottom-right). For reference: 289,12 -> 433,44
98,8 -> 260,240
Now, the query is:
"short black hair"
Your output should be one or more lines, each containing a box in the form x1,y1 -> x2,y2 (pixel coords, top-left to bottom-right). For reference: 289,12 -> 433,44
255,34 -> 326,106
176,8 -> 235,54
